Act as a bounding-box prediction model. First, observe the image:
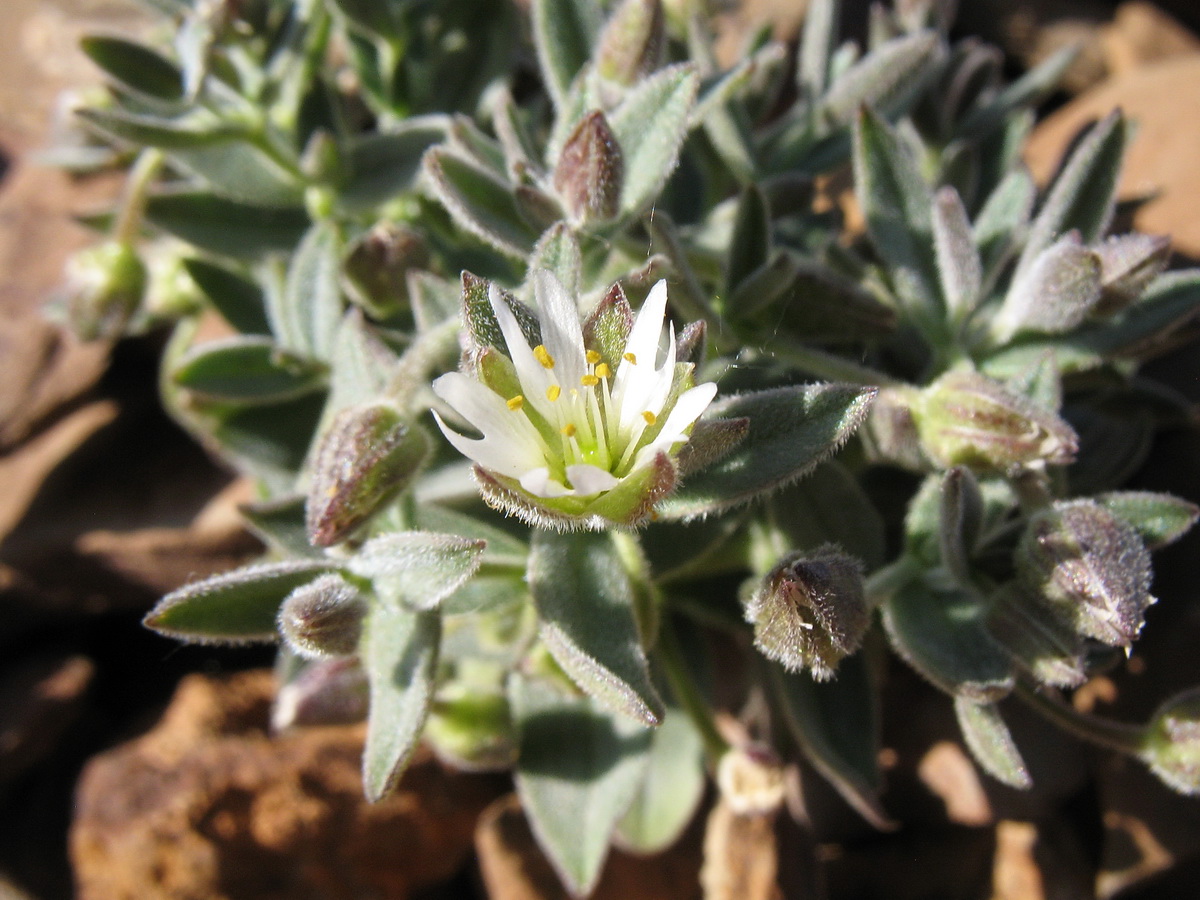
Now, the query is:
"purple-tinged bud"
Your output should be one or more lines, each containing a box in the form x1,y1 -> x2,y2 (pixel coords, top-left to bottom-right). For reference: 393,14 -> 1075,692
915,371 -> 1078,472
863,385 -> 927,471
745,546 -> 869,680
277,573 -> 367,658
63,241 -> 146,341
553,110 -> 624,225
343,223 -> 429,319
1093,233 -> 1172,316
1016,499 -> 1155,647
995,234 -> 1102,340
596,0 -> 666,85
1141,688 -> 1200,796
272,657 -> 369,730
306,402 -> 430,546
425,685 -> 516,771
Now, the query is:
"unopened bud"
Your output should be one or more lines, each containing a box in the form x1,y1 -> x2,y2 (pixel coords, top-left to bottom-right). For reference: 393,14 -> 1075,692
995,234 -> 1102,340
745,546 -> 868,680
277,574 -> 367,658
343,223 -> 429,319
863,385 -> 927,470
596,0 -> 666,85
425,685 -> 516,771
63,241 -> 147,341
1141,688 -> 1200,796
916,371 -> 1078,472
306,403 -> 430,546
716,745 -> 786,816
1094,233 -> 1171,316
1016,499 -> 1155,647
553,110 -> 624,225
272,657 -> 369,730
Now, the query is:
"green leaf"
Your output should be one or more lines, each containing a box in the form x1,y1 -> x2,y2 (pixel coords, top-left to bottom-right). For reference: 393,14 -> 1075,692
80,36 -> 184,101
1080,269 -> 1200,358
882,578 -> 1015,701
932,186 -> 982,321
953,697 -> 1032,789
798,0 -> 840,98
324,311 -> 399,416
145,191 -> 309,258
144,560 -> 336,643
328,0 -> 403,40
531,0 -> 601,108
77,108 -> 232,149
276,222 -> 344,361
771,654 -> 892,828
660,384 -> 877,520
959,45 -> 1075,140
239,494 -> 319,558
171,336 -> 326,403
528,223 -> 582,299
341,119 -> 448,211
726,184 -> 771,294
615,708 -> 706,854
413,504 -> 529,571
182,258 -> 271,334
853,107 -> 940,317
528,531 -> 664,726
511,674 -> 653,895
974,169 -> 1035,275
361,603 -> 441,801
938,467 -> 984,586
821,31 -> 940,126
170,140 -> 305,207
349,532 -> 486,611
203,393 -> 328,489
769,462 -> 887,569
1097,491 -> 1200,551
610,65 -> 699,218
1017,110 -> 1126,277
424,147 -> 537,258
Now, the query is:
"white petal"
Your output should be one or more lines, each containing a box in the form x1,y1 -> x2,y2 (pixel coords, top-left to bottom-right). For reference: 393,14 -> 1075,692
519,467 -> 573,497
533,270 -> 587,389
434,372 -> 534,443
658,382 -> 718,441
566,464 -> 621,496
623,279 -> 669,370
432,411 -> 539,479
490,285 -> 564,423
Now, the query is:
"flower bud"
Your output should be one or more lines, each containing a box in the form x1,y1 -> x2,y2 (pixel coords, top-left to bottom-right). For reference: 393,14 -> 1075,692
425,685 -> 516,771
915,371 -> 1078,472
343,223 -> 429,319
1093,233 -> 1172,316
862,385 -> 927,471
553,110 -> 624,225
745,546 -> 868,680
994,234 -> 1102,340
63,241 -> 147,341
1016,499 -> 1155,647
595,0 -> 666,85
277,574 -> 367,658
272,657 -> 369,730
1140,688 -> 1200,796
306,402 -> 431,546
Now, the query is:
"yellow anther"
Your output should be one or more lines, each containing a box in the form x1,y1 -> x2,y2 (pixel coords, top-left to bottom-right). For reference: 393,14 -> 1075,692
594,363 -> 611,379
506,395 -> 525,411
586,350 -> 602,365
642,410 -> 657,426
533,344 -> 555,369
561,423 -> 577,437
580,374 -> 600,387
623,352 -> 637,364
546,384 -> 561,401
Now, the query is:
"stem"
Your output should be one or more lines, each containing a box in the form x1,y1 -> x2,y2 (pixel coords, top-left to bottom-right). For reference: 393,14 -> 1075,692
657,618 -> 730,761
1015,681 -> 1146,755
765,343 -> 901,387
1009,468 -> 1055,514
113,149 -> 165,245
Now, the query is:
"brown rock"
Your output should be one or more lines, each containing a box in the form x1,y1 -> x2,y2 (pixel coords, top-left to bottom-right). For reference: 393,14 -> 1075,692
476,794 -> 704,900
1024,55 -> 1200,261
71,670 -> 503,900
0,653 -> 93,789
917,740 -> 994,828
1101,3 -> 1200,77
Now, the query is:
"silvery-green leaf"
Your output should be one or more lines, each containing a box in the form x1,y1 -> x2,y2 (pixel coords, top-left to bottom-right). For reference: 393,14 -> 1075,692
882,579 -> 1015,701
145,191 -> 309,258
528,223 -> 582,300
413,504 -> 529,571
531,0 -> 602,108
764,259 -> 898,341
702,101 -> 757,182
80,36 -> 184,101
973,168 -> 1035,277
954,697 -> 1032,789
528,530 -> 664,726
144,559 -> 336,643
325,310 -> 398,415
771,654 -> 892,828
168,140 -> 305,207
691,42 -> 786,128
1094,233 -> 1172,315
798,0 -> 840,98
77,108 -> 236,149
361,603 -> 440,801
511,674 -> 653,895
820,31 -> 940,127
349,532 -> 486,612
610,64 -> 699,218
424,147 -> 537,258
409,271 -> 463,331
660,384 -> 877,520
171,335 -> 326,403
1079,269 -> 1200,359
726,184 -> 770,294
1006,350 -> 1062,412
727,252 -> 796,320
276,222 -> 344,361
932,186 -> 982,321
770,462 -> 887,570
959,45 -> 1076,140
341,119 -> 448,211
182,258 -> 270,335
1016,110 -> 1127,279
615,708 -> 706,854
853,107 -> 940,318
1096,491 -> 1200,551
995,234 -> 1102,341
240,494 -> 318,559
939,466 -> 983,586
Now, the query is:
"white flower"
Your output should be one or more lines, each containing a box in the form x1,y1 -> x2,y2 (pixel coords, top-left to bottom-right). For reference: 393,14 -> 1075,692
432,271 -> 717,527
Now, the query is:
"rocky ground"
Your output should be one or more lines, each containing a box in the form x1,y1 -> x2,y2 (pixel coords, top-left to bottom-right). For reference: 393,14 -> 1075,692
3,1 -> 1200,898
